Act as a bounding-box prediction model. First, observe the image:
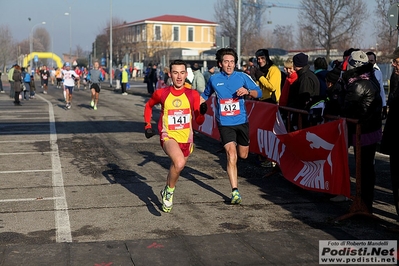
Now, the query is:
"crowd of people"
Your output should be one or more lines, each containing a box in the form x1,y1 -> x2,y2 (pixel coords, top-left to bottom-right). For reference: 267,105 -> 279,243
142,46 -> 399,224
6,62 -> 104,109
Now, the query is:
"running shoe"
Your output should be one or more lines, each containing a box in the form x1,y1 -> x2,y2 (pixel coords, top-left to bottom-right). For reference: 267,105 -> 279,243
231,189 -> 242,204
43,91 -> 47,94
160,186 -> 174,212
91,100 -> 94,107
66,103 -> 71,109
93,105 -> 97,110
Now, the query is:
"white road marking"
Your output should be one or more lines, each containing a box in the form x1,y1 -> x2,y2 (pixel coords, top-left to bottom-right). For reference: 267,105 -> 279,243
37,94 -> 72,243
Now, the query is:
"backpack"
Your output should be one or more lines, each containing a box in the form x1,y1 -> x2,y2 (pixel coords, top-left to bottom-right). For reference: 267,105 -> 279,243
23,72 -> 31,83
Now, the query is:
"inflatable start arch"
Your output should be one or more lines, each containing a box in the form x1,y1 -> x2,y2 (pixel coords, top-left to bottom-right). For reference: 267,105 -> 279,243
23,52 -> 63,69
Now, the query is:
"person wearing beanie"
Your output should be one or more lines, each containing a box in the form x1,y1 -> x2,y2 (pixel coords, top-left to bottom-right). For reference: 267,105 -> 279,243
251,48 -> 282,103
313,57 -> 329,98
203,64 -> 215,84
324,67 -> 344,117
340,50 -> 382,213
287,52 -> 320,129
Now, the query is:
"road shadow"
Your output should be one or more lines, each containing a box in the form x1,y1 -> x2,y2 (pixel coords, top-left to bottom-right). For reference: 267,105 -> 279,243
102,163 -> 162,216
137,150 -> 230,203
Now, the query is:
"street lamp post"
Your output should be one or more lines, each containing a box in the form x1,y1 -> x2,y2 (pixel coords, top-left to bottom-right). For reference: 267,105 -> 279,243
30,21 -> 46,73
110,0 -> 113,87
64,7 -> 72,61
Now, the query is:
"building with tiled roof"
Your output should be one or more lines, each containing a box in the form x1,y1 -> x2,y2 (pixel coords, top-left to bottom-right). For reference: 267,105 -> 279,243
108,14 -> 218,68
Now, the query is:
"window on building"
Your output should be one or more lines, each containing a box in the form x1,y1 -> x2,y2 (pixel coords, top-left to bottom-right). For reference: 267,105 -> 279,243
188,27 -> 194,42
136,26 -> 140,42
142,26 -> 146,41
155,25 -> 161,41
173,26 -> 179,41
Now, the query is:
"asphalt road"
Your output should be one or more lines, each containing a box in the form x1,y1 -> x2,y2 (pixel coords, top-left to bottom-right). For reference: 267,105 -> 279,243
0,79 -> 398,265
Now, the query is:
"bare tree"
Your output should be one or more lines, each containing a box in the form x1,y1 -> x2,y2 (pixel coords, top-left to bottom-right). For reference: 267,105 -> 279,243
0,25 -> 16,71
34,27 -> 50,52
272,25 -> 296,50
214,0 -> 269,56
299,0 -> 367,61
374,0 -> 398,60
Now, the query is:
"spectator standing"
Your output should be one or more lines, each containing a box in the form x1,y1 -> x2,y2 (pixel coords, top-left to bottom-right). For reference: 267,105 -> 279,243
21,67 -> 31,100
191,63 -> 206,93
366,51 -> 388,120
287,52 -> 320,129
114,66 -> 121,90
313,57 -> 329,99
380,47 -> 399,221
8,64 -> 15,99
342,50 -> 382,213
252,49 -> 282,103
203,65 -> 215,84
279,58 -> 297,107
121,65 -> 129,95
12,65 -> 22,106
146,64 -> 157,95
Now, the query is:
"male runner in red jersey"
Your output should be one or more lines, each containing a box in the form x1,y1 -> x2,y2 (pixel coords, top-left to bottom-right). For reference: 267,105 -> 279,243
144,59 -> 207,213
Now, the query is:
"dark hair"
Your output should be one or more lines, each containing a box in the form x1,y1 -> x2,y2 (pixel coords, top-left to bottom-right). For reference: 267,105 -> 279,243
169,59 -> 187,71
366,51 -> 376,61
255,49 -> 273,66
216,48 -> 238,65
314,57 -> 328,70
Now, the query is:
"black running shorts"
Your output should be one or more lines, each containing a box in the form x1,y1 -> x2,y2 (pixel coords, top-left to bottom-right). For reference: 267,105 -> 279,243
218,122 -> 250,146
90,83 -> 101,93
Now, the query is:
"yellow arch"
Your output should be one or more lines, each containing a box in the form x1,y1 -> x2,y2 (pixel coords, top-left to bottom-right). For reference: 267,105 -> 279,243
23,52 -> 63,69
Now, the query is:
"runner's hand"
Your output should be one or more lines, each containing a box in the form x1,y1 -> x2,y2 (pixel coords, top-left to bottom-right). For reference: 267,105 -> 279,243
200,102 -> 207,115
145,128 -> 156,139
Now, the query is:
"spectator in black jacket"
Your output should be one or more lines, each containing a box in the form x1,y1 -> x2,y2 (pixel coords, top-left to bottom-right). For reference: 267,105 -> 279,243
380,47 -> 399,221
313,57 -> 328,99
287,53 -> 320,129
342,50 -> 382,214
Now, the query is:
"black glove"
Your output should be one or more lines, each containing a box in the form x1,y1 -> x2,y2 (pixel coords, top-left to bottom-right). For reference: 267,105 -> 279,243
382,106 -> 387,120
145,128 -> 156,139
200,102 -> 207,115
254,69 -> 264,81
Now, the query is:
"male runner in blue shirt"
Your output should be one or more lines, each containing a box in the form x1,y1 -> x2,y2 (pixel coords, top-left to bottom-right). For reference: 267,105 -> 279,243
200,48 -> 262,204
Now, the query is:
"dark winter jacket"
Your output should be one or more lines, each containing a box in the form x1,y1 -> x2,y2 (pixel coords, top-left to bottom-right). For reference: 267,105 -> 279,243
380,71 -> 399,154
314,69 -> 328,98
287,64 -> 320,110
341,63 -> 382,146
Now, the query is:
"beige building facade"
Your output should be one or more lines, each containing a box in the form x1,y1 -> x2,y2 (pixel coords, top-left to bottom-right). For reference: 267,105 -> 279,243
111,15 -> 218,67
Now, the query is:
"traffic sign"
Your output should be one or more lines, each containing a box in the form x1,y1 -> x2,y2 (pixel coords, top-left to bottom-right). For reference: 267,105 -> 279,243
388,4 -> 399,29
34,55 -> 38,63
